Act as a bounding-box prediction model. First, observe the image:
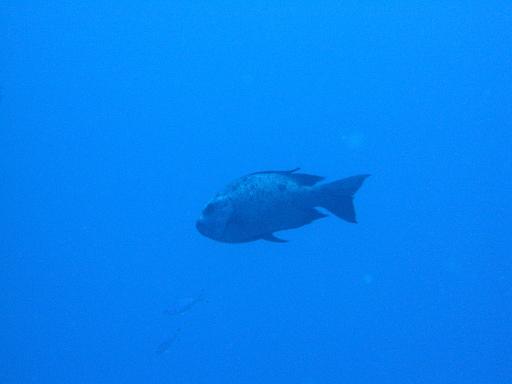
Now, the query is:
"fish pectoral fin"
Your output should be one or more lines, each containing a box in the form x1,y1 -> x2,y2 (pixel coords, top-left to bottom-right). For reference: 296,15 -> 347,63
261,233 -> 288,243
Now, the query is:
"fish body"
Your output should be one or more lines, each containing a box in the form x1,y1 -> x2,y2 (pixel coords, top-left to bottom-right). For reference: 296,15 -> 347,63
196,168 -> 368,243
156,329 -> 181,355
163,293 -> 206,316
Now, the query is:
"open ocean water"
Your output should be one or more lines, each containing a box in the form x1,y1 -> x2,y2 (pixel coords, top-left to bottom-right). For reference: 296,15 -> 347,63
1,2 -> 511,383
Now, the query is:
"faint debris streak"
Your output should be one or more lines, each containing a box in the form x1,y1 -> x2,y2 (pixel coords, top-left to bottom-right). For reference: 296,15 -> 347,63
156,329 -> 181,355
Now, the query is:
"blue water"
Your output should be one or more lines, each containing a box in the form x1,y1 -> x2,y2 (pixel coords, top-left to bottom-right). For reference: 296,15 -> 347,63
2,3 -> 511,383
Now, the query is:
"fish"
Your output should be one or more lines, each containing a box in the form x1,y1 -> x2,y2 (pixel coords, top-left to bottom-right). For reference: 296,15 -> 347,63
155,329 -> 181,355
163,292 -> 206,316
196,168 -> 369,243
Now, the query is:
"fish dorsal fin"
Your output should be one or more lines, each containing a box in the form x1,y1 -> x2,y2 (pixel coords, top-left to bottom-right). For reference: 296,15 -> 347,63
261,233 -> 288,243
249,168 -> 324,186
249,167 -> 300,176
288,173 -> 325,186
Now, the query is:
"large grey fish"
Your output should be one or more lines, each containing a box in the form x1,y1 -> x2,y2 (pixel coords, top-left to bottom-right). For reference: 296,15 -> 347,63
196,168 -> 369,243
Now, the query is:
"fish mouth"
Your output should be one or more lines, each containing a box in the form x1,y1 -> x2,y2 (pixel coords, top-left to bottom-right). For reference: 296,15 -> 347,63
196,218 -> 227,242
195,219 -> 207,236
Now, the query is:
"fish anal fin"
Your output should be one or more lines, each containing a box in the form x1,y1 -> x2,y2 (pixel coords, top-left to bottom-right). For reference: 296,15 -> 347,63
261,233 -> 288,243
306,208 -> 328,223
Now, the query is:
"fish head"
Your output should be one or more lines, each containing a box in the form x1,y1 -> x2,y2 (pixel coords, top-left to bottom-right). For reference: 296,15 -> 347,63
196,195 -> 234,241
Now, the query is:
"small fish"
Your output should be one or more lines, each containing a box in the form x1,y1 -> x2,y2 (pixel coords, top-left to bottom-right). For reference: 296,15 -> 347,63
196,168 -> 369,243
155,329 -> 181,355
163,292 -> 206,316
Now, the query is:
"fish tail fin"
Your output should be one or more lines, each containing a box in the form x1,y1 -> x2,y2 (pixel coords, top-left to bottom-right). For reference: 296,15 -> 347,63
315,175 -> 369,223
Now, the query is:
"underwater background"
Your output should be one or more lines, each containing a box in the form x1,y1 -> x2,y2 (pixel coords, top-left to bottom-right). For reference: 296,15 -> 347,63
2,2 -> 511,383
